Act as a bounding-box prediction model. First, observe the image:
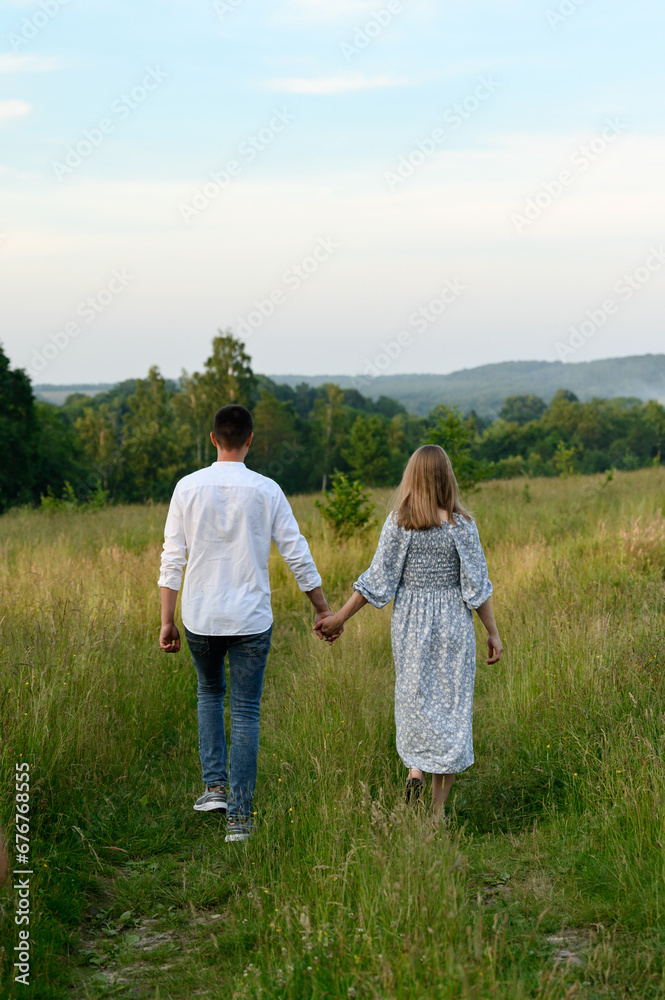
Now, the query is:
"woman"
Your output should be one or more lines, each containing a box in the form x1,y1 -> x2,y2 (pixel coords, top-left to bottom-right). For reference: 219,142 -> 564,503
316,445 -> 503,816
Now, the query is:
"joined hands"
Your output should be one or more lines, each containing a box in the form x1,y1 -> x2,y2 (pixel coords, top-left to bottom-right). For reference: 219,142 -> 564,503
313,609 -> 344,645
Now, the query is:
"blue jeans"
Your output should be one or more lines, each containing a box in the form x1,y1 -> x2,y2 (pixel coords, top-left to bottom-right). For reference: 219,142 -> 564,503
184,625 -> 272,822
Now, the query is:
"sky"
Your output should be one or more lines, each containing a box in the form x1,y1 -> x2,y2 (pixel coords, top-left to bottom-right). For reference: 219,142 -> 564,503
1,0 -> 664,385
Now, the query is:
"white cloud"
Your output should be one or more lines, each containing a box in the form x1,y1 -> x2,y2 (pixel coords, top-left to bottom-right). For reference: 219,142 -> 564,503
0,99 -> 30,122
265,73 -> 410,94
0,53 -> 61,73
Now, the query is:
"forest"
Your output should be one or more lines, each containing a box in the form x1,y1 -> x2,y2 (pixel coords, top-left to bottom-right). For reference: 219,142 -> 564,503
1,331 -> 665,513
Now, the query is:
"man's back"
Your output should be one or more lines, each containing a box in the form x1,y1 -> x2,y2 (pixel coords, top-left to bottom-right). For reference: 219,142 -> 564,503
158,460 -> 321,636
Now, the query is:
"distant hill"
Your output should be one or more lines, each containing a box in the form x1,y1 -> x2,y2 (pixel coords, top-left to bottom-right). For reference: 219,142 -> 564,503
34,355 -> 665,417
34,383 -> 115,406
269,355 -> 665,417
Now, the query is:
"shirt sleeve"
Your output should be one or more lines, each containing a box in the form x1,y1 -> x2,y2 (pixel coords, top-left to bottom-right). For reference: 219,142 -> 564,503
271,488 -> 322,592
450,515 -> 493,610
158,486 -> 188,591
353,513 -> 411,609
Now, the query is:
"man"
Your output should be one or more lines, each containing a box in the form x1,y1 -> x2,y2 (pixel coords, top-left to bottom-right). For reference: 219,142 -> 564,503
158,404 -> 338,842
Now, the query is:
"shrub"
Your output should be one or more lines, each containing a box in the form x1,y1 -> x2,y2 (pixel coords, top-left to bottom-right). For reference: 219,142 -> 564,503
40,482 -> 110,512
314,473 -> 375,540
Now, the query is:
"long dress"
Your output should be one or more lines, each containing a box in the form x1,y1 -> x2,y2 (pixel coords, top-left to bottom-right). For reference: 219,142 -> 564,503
353,511 -> 492,774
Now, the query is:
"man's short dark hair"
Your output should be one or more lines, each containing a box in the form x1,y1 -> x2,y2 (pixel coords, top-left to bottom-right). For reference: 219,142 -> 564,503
213,404 -> 253,450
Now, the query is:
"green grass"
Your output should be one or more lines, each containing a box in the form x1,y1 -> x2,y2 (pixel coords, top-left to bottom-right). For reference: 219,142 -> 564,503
1,468 -> 665,998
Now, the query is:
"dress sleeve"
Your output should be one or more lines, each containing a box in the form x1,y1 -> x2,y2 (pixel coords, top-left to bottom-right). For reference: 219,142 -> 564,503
352,514 -> 411,609
450,515 -> 493,610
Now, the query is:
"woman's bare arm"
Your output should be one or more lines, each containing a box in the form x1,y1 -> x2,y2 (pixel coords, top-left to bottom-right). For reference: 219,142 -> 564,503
474,597 -> 503,664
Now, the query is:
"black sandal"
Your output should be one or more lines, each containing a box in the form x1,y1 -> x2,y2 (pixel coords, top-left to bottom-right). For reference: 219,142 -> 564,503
405,776 -> 425,804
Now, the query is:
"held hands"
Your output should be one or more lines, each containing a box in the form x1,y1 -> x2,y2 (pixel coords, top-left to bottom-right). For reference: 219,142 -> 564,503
160,623 -> 181,653
487,630 -> 503,664
313,609 -> 344,645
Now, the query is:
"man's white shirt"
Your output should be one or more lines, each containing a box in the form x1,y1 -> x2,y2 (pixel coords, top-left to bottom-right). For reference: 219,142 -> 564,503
158,461 -> 322,636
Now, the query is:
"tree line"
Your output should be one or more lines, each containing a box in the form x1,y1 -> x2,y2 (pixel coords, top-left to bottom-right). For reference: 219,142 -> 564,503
1,332 -> 664,514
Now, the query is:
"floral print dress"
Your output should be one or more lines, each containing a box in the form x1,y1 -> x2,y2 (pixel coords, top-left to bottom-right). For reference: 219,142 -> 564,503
353,512 -> 492,774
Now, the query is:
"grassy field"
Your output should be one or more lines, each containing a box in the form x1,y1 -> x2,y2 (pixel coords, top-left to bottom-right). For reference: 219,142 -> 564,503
1,468 -> 665,999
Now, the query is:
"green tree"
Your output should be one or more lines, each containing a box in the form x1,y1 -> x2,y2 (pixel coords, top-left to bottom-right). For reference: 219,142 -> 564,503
343,414 -> 393,485
121,367 -> 189,501
311,384 -> 349,490
33,402 -> 87,501
74,403 -> 120,490
543,389 -> 581,435
552,440 -> 577,477
246,392 -> 303,493
204,331 -> 256,405
0,344 -> 36,511
424,404 -> 487,492
374,395 -> 407,419
499,394 -> 547,425
177,331 -> 256,466
386,413 -> 426,480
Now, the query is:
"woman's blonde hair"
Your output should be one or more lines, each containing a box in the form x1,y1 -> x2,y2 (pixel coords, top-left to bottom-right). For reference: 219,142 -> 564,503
393,444 -> 472,531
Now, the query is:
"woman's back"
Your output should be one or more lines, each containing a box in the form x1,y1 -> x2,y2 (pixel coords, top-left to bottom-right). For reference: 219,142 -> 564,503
398,525 -> 461,592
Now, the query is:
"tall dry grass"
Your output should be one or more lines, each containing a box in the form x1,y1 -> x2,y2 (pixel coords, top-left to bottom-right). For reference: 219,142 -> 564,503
0,467 -> 664,998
